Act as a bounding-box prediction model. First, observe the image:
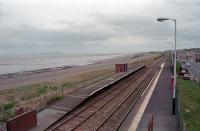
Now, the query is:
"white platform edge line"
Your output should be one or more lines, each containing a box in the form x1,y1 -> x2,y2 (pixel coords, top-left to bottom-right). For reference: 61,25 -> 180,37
89,67 -> 144,96
50,106 -> 72,111
128,63 -> 165,131
66,95 -> 88,98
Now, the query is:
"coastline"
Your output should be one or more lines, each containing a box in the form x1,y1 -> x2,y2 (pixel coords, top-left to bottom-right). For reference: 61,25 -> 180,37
0,53 -> 125,75
0,54 -> 126,80
0,65 -> 73,80
0,53 -> 150,91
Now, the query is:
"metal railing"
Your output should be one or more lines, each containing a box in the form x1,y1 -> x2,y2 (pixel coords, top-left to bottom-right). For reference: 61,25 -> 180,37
176,89 -> 187,131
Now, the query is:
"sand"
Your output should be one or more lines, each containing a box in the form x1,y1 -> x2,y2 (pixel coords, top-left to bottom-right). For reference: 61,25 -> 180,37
0,54 -> 153,91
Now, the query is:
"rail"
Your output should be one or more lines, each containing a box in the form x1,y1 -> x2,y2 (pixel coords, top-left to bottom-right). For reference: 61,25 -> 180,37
94,61 -> 161,131
47,57 -> 163,131
46,66 -> 145,130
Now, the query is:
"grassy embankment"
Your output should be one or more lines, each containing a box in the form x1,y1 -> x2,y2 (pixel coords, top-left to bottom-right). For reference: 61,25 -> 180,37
177,61 -> 200,130
0,68 -> 113,121
0,53 -> 160,122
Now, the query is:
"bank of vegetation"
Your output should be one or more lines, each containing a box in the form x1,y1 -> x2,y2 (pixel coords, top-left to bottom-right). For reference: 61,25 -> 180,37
177,61 -> 200,131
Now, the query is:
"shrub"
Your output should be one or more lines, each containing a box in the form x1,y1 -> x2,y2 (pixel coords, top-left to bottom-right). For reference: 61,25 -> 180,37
2,101 -> 17,111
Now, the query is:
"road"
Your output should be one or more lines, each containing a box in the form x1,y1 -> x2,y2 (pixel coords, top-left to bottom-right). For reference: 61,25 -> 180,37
186,61 -> 200,79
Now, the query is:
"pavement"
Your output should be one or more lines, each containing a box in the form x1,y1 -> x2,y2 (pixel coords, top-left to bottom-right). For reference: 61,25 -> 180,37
136,62 -> 178,131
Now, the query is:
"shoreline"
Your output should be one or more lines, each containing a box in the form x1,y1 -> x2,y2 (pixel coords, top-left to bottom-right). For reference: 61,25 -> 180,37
0,53 -> 150,91
0,65 -> 74,80
0,56 -> 119,80
0,54 -> 134,80
0,53 -> 126,76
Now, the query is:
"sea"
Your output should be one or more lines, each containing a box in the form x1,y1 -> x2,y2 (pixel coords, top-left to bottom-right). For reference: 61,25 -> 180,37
0,53 -> 125,75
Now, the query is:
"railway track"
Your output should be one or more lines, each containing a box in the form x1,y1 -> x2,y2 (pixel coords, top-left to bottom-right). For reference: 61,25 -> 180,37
46,58 -> 164,131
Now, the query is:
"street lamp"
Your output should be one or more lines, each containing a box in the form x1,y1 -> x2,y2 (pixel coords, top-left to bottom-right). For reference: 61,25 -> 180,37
157,17 -> 177,115
157,17 -> 170,22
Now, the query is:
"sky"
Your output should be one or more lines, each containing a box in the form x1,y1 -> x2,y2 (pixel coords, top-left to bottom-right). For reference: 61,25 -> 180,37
0,0 -> 200,55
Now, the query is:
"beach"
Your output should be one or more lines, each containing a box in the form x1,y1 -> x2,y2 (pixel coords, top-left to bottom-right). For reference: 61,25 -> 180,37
0,53 -> 150,91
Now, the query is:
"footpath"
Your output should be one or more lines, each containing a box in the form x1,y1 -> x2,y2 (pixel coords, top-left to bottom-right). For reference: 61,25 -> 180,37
136,62 -> 178,131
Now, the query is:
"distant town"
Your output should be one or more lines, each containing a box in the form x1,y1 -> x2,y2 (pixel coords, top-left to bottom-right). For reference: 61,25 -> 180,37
177,48 -> 200,63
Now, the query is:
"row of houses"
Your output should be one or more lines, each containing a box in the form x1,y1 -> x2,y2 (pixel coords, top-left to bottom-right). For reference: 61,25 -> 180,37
177,48 -> 200,62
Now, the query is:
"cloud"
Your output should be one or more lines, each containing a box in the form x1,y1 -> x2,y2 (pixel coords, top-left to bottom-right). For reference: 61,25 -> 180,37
95,14 -> 173,40
166,0 -> 200,6
0,3 -> 5,16
0,24 -> 112,45
0,0 -> 200,55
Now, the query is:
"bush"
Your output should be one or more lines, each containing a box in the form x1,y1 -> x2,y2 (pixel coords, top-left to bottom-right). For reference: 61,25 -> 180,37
0,101 -> 17,121
2,101 -> 17,111
62,82 -> 74,89
176,61 -> 181,74
37,85 -> 48,96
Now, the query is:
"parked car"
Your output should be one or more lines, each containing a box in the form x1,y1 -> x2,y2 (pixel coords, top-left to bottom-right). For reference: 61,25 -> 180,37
181,70 -> 187,75
180,65 -> 188,75
183,73 -> 190,80
182,60 -> 185,64
186,62 -> 190,67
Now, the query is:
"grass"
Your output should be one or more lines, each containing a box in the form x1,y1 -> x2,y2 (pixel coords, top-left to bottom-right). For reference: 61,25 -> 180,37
18,84 -> 60,100
177,70 -> 200,130
128,54 -> 161,69
2,101 -> 17,111
62,82 -> 74,88
0,101 -> 17,121
176,61 -> 181,74
37,86 -> 49,96
0,68 -> 113,121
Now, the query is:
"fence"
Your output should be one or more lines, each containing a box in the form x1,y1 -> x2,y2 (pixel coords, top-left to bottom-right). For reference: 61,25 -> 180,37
35,71 -> 114,112
176,89 -> 187,131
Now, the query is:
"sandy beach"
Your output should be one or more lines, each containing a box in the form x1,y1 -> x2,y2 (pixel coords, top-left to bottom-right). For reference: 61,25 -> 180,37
0,54 -> 152,91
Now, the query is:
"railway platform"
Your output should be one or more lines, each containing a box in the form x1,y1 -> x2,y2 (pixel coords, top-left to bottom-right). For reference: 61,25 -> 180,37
136,62 -> 178,131
30,66 -> 142,131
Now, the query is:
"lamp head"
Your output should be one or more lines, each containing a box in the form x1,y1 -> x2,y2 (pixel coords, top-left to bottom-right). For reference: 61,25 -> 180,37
157,17 -> 169,22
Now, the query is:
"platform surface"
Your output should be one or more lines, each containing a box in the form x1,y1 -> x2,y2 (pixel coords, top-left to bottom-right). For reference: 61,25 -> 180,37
30,69 -> 134,131
137,63 -> 178,131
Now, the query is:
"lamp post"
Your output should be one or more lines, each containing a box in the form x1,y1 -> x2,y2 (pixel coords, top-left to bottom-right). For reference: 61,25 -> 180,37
157,17 -> 177,115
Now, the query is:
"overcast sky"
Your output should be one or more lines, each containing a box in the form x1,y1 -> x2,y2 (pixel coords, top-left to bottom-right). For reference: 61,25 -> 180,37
0,0 -> 200,55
